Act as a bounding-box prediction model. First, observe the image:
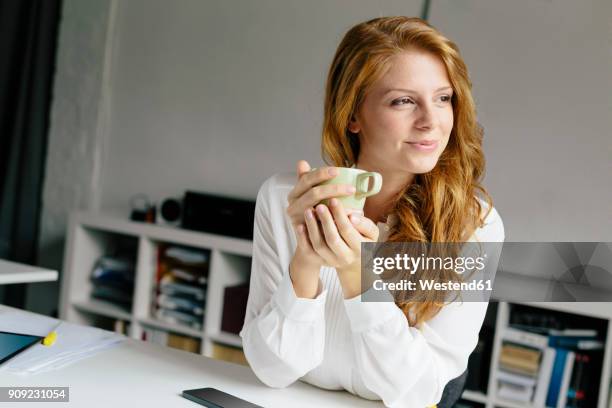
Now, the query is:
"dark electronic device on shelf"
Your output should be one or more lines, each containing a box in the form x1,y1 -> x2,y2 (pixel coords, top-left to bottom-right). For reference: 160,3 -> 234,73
158,197 -> 183,226
181,191 -> 255,240
182,387 -> 262,408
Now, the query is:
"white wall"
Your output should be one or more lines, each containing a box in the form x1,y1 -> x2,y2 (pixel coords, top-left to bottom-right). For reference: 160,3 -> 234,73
430,0 -> 612,241
100,0 -> 422,212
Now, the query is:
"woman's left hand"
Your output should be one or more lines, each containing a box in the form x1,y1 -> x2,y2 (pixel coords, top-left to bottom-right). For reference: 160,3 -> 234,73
305,198 -> 379,298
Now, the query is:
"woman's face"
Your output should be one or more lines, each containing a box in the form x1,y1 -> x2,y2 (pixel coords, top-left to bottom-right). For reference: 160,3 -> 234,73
350,49 -> 454,176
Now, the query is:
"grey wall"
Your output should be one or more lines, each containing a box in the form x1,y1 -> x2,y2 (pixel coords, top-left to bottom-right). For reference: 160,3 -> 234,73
99,0 -> 422,212
31,0 -> 116,314
430,0 -> 612,241
34,0 -> 611,314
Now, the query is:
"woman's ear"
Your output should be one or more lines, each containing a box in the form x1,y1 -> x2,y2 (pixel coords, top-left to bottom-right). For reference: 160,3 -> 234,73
348,115 -> 360,134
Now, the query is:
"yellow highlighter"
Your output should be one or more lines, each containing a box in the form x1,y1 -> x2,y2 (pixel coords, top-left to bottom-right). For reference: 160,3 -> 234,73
41,323 -> 61,346
42,331 -> 57,346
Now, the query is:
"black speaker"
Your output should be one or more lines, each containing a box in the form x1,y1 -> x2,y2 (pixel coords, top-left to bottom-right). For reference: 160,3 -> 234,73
158,197 -> 182,226
181,191 -> 256,240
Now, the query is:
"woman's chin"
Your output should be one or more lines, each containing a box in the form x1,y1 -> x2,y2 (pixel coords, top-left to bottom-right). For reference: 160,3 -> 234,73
402,158 -> 439,174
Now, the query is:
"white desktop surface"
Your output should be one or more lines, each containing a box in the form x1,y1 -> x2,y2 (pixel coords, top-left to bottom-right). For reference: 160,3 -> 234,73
0,334 -> 383,408
0,259 -> 58,284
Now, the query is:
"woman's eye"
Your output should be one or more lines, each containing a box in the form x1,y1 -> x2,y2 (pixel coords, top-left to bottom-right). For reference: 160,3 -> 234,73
439,95 -> 452,103
392,97 -> 415,106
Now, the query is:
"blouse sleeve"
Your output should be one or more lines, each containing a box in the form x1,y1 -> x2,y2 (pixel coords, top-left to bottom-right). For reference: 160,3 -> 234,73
343,206 -> 505,407
239,175 -> 327,388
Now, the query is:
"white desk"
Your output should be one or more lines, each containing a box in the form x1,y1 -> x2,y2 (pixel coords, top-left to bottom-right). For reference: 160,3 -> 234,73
0,259 -> 58,284
0,328 -> 383,408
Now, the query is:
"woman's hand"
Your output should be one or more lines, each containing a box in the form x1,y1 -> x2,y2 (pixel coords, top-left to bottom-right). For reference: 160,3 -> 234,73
286,160 -> 356,229
287,160 -> 356,266
287,160 -> 357,298
301,197 -> 379,298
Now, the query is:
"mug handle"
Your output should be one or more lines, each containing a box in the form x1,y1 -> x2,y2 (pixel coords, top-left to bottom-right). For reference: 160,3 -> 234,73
356,172 -> 382,198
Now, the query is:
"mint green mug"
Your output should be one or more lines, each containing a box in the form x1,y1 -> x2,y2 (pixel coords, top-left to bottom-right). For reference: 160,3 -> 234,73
312,167 -> 383,214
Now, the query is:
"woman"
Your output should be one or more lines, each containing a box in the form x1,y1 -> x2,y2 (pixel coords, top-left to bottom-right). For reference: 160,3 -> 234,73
239,16 -> 504,407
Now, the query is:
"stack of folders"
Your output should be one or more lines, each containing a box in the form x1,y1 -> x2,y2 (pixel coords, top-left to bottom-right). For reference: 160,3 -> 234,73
496,326 -> 604,408
90,255 -> 135,311
0,306 -> 124,375
154,245 -> 209,331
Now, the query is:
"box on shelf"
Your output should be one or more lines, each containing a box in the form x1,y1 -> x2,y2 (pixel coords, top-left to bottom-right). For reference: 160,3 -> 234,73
221,282 -> 249,335
113,319 -> 130,336
211,342 -> 247,366
142,328 -> 200,353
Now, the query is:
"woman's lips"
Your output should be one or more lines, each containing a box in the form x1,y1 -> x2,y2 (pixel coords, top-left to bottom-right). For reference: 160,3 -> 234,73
405,141 -> 439,151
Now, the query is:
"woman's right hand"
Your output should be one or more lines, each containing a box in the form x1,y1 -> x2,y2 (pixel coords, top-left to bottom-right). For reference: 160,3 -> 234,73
286,160 -> 356,228
286,160 -> 356,296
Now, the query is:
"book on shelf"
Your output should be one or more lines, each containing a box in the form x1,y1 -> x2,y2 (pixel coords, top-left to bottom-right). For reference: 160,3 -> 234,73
497,323 -> 605,408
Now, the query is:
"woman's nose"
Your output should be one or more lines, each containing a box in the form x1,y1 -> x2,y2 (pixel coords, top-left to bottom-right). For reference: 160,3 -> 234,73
414,103 -> 435,130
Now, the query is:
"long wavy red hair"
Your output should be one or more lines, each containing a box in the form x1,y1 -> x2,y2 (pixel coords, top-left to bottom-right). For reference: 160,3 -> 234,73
321,16 -> 493,326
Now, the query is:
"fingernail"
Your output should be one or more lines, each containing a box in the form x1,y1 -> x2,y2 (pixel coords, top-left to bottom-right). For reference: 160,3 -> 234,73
350,214 -> 360,224
347,186 -> 356,194
328,168 -> 337,176
316,205 -> 326,214
330,198 -> 338,206
305,209 -> 313,219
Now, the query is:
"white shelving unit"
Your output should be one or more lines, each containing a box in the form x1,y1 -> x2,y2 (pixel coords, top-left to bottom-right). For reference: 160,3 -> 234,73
461,301 -> 612,408
59,212 -> 252,358
59,212 -> 612,407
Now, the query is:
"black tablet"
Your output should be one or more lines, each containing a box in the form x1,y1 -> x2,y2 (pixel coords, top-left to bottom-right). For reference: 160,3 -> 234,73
0,331 -> 43,366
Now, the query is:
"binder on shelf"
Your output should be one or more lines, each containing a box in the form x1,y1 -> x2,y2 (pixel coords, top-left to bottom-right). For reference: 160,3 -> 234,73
532,347 -> 556,406
555,349 -> 576,408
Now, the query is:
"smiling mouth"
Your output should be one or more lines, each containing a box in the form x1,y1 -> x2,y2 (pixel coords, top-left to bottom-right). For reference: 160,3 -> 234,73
406,140 -> 437,146
405,141 -> 439,150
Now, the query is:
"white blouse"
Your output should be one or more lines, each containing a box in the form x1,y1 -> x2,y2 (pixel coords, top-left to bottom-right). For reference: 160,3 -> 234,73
239,172 -> 505,407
